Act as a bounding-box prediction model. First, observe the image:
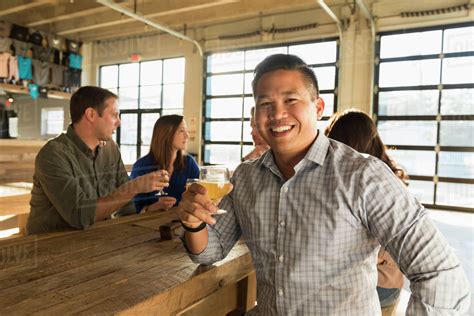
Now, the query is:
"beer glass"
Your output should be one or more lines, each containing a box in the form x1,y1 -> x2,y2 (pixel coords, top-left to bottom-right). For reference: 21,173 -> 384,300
199,166 -> 230,214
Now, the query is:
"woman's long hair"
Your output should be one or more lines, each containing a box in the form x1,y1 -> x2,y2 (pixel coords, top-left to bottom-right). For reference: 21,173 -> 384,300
325,109 -> 408,184
149,115 -> 185,172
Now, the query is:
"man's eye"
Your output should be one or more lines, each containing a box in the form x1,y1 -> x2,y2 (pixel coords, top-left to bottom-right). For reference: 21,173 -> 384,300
259,102 -> 271,107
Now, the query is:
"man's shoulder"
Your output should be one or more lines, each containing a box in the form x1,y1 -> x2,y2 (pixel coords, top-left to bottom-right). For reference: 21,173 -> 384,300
37,133 -> 72,158
327,139 -> 372,165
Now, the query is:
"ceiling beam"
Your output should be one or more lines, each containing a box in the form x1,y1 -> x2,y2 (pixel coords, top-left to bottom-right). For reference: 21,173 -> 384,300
57,0 -> 237,35
79,1 -> 321,42
0,0 -> 53,17
24,0 -> 135,27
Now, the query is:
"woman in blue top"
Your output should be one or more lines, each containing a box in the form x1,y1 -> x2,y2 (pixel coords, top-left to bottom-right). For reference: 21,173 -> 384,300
131,115 -> 199,213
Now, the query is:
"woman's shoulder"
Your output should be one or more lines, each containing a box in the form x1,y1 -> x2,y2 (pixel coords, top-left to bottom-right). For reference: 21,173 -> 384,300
131,153 -> 156,176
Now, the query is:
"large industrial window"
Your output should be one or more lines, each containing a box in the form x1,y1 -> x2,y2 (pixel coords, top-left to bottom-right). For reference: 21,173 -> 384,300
99,57 -> 185,164
203,39 -> 339,165
375,23 -> 474,212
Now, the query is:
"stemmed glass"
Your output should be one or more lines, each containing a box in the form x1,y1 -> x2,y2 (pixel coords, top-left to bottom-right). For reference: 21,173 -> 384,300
198,166 -> 231,215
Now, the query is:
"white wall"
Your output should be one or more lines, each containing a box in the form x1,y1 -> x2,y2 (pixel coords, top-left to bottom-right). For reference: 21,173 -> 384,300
87,0 -> 474,162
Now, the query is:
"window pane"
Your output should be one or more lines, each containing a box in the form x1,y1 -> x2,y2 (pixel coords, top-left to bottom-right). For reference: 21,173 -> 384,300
438,152 -> 474,179
207,74 -> 244,96
100,65 -> 118,88
378,90 -> 439,116
440,121 -> 474,147
443,26 -> 474,53
118,87 -> 138,110
42,108 -> 64,135
387,149 -> 436,176
120,114 -> 137,145
441,89 -> 474,115
105,88 -> 117,95
140,85 -> 161,109
140,145 -> 150,158
380,31 -> 442,58
141,113 -> 160,146
140,60 -> 162,85
242,145 -> 254,158
204,144 -> 242,165
244,72 -> 253,94
318,119 -> 330,133
320,93 -> 334,117
207,51 -> 244,73
437,182 -> 474,208
379,59 -> 440,87
408,180 -> 434,204
243,120 -> 252,143
120,144 -> 137,165
119,63 -> 139,87
289,41 -> 337,64
162,109 -> 183,116
163,58 -> 185,83
312,66 -> 335,90
206,98 -> 243,119
162,83 -> 184,108
378,121 -> 437,146
243,97 -> 254,119
205,121 -> 242,142
442,57 -> 474,84
245,47 -> 287,70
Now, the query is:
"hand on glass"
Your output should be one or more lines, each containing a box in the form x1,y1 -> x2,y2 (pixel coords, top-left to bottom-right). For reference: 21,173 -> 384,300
135,170 -> 169,194
148,196 -> 176,212
177,181 -> 233,228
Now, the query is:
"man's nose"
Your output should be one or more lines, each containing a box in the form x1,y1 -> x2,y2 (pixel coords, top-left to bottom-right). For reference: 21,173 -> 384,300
270,102 -> 287,120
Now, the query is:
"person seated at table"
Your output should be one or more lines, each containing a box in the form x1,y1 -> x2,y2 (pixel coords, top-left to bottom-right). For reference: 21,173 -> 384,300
242,106 -> 270,161
325,109 -> 407,316
131,115 -> 199,213
27,86 -> 169,235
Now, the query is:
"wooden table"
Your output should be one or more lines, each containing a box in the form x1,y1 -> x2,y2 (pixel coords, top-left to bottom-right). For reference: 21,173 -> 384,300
0,210 -> 256,315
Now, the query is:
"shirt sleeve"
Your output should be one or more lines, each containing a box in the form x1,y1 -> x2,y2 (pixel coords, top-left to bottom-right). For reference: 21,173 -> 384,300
114,145 -> 136,216
34,144 -> 96,230
358,158 -> 471,314
184,171 -> 242,265
130,158 -> 157,213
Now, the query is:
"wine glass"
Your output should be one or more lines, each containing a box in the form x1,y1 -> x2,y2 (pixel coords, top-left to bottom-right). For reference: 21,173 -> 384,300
198,166 -> 231,214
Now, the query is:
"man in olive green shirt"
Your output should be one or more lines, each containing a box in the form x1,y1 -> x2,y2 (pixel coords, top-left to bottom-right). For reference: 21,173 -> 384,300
27,86 -> 168,234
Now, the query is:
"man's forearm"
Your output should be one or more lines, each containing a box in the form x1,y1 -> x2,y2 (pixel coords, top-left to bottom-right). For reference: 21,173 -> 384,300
95,180 -> 140,221
185,228 -> 209,255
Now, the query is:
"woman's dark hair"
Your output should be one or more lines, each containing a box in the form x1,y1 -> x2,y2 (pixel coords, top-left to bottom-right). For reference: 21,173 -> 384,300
150,115 -> 186,172
325,109 -> 408,185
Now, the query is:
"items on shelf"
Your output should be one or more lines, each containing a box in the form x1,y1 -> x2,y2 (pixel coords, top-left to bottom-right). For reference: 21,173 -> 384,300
0,20 -> 82,98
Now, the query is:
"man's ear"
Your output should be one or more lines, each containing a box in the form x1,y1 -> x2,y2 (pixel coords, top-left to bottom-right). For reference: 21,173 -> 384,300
315,97 -> 325,120
83,107 -> 96,123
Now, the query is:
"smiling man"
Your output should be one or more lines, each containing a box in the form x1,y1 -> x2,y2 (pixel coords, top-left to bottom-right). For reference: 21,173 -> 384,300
27,86 -> 169,234
177,55 -> 470,315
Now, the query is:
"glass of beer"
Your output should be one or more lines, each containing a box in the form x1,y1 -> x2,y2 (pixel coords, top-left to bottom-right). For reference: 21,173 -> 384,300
199,166 -> 231,214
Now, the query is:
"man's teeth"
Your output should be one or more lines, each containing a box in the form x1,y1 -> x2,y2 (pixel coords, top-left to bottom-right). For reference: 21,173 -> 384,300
272,126 -> 292,132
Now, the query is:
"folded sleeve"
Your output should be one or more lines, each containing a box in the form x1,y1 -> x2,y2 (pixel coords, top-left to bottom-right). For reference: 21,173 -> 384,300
358,159 -> 471,315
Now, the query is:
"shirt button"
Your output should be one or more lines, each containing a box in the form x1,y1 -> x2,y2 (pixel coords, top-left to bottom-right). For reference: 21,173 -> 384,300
278,288 -> 284,297
282,186 -> 288,193
279,220 -> 286,227
278,255 -> 284,262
